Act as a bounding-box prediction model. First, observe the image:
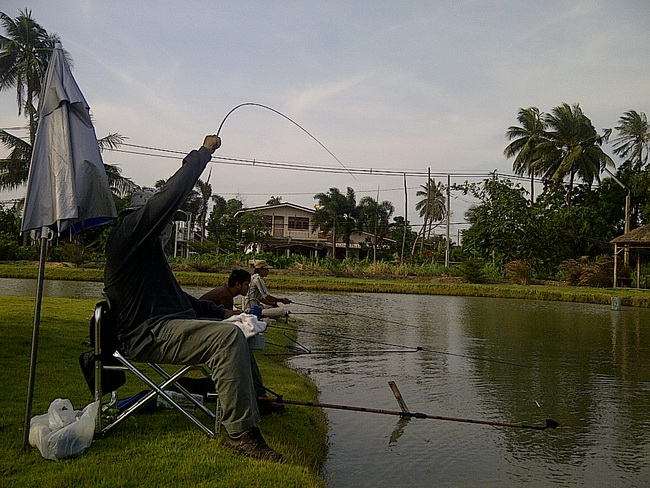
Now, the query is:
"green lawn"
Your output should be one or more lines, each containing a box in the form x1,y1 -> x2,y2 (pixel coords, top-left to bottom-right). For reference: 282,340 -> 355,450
0,297 -> 327,488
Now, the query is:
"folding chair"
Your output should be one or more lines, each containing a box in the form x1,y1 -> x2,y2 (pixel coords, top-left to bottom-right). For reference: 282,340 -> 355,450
89,301 -> 221,438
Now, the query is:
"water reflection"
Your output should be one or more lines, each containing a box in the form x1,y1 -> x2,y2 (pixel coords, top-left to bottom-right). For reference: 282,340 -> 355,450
288,292 -> 650,488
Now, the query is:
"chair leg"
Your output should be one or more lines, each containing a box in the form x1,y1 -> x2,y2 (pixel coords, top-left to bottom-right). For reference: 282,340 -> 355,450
102,351 -> 216,438
206,392 -> 221,435
148,363 -> 216,420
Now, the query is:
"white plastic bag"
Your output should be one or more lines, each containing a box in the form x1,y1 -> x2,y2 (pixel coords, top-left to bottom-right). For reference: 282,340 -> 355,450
29,398 -> 99,461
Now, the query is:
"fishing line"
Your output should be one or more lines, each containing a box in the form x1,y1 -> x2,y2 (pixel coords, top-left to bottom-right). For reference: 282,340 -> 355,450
216,102 -> 356,179
268,324 -> 528,368
265,330 -> 416,356
290,300 -> 419,329
265,349 -> 421,356
269,324 -> 420,351
288,311 -> 348,316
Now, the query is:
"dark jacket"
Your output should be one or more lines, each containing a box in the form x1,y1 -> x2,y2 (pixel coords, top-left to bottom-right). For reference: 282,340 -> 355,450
103,146 -> 226,355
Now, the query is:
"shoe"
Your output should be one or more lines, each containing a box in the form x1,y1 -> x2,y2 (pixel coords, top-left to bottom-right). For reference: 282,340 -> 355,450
223,427 -> 283,462
258,398 -> 286,415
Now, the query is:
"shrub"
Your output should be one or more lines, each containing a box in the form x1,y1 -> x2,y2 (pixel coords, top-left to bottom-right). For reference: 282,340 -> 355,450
558,256 -> 617,287
405,261 -> 446,277
505,260 -> 533,285
183,254 -> 218,272
458,258 -> 486,283
339,258 -> 365,274
366,261 -> 392,275
50,242 -> 88,267
0,233 -> 37,260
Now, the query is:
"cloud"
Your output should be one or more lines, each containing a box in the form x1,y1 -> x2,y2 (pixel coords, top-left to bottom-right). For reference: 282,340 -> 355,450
288,74 -> 368,115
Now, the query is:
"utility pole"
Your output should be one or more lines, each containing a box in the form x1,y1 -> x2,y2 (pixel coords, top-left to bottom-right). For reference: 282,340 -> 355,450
604,168 -> 631,266
401,173 -> 407,265
445,174 -> 451,268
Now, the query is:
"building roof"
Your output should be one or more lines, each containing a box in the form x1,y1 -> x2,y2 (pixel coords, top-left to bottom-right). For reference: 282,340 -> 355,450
234,202 -> 315,217
610,224 -> 650,247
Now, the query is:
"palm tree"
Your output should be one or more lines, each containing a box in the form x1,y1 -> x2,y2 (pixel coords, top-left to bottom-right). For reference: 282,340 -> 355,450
504,107 -> 546,200
266,196 -> 283,205
358,196 -> 394,261
0,9 -> 60,145
0,128 -> 31,189
341,187 -> 358,257
1,12 -> 131,194
313,187 -> 348,258
103,163 -> 136,199
612,110 -> 650,170
98,133 -> 136,198
413,178 -> 446,253
194,175 -> 212,242
532,103 -> 614,206
1,10 -> 58,190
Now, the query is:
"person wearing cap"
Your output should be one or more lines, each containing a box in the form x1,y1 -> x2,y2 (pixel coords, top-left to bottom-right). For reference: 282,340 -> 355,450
103,136 -> 282,462
243,260 -> 292,316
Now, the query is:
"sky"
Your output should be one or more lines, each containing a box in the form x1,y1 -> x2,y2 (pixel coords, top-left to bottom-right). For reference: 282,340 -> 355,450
1,0 -> 649,240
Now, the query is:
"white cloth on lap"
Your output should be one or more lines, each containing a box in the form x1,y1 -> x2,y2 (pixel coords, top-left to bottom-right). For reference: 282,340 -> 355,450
223,313 -> 267,339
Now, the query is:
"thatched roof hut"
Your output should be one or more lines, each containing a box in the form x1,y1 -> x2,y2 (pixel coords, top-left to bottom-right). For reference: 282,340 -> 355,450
610,224 -> 650,248
610,224 -> 650,287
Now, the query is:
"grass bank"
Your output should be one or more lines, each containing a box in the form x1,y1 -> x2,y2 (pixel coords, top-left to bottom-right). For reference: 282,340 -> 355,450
0,297 -> 327,488
3,262 -> 650,308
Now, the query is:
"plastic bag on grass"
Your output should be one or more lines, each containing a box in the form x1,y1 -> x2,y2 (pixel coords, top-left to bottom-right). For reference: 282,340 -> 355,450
29,398 -> 99,461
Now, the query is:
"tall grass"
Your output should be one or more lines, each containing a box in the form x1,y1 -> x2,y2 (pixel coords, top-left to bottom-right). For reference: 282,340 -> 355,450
0,297 -> 326,488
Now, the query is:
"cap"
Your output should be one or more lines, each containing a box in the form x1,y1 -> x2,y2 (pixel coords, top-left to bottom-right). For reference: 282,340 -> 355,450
130,189 -> 156,207
251,259 -> 273,269
119,188 -> 156,216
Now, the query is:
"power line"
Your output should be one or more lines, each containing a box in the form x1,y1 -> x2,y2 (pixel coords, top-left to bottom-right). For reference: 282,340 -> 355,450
109,143 -> 539,183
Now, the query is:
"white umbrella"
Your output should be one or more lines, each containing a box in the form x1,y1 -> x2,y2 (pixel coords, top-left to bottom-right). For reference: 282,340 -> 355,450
21,43 -> 116,448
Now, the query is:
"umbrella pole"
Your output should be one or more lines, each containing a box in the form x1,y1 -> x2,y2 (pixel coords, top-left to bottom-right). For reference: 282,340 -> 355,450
22,228 -> 49,449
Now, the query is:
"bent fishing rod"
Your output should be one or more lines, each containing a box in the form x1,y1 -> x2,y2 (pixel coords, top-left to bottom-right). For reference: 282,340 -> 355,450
216,102 -> 356,179
257,397 -> 559,431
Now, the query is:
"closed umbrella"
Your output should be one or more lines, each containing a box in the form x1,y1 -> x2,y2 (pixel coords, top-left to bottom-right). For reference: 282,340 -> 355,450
21,42 -> 116,448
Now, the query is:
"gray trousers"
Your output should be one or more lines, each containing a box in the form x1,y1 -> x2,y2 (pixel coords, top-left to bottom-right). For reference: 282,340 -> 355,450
134,318 -> 261,434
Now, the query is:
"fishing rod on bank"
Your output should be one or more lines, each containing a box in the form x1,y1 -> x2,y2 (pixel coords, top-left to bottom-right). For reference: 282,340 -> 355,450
257,397 -> 559,431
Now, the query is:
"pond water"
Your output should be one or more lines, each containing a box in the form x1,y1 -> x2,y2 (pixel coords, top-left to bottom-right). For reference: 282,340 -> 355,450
0,277 -> 215,302
5,279 -> 649,486
286,292 -> 650,488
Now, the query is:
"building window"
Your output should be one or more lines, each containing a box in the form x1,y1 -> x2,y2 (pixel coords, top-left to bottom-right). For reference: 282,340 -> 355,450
288,216 -> 310,230
263,215 -> 273,228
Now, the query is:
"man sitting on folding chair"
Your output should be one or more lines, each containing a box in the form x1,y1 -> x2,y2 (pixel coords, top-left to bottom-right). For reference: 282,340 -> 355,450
103,135 -> 281,462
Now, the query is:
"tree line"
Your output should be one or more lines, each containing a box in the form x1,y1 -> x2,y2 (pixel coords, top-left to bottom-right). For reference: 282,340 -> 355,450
1,9 -> 649,284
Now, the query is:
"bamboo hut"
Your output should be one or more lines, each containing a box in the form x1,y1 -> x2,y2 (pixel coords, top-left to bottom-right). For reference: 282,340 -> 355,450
610,224 -> 650,288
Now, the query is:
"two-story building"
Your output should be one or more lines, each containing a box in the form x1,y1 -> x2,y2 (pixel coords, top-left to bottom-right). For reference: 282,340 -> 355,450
234,202 -> 393,259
